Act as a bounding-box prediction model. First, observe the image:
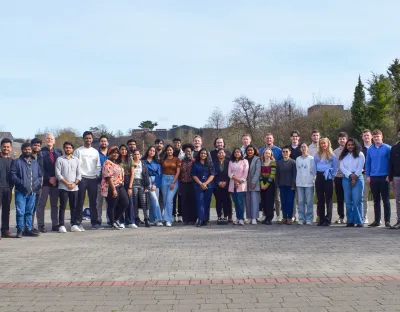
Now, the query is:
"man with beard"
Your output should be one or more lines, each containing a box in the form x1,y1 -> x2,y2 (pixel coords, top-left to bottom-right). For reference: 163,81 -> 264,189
210,137 -> 231,162
0,138 -> 14,238
30,138 -> 42,234
10,143 -> 42,238
154,139 -> 164,162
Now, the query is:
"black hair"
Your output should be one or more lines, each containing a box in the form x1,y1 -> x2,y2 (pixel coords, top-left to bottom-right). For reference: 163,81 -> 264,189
162,144 -> 174,160
172,138 -> 181,143
213,137 -> 225,148
245,144 -> 259,157
99,135 -> 108,141
63,141 -> 74,149
31,138 -> 42,145
21,142 -> 31,151
155,139 -> 164,144
340,138 -> 361,160
182,143 -> 194,151
338,132 -> 348,139
127,139 -> 137,145
230,147 -> 244,162
82,131 -> 93,139
290,130 -> 300,137
117,144 -> 129,164
195,148 -> 213,170
282,145 -> 291,151
141,145 -> 157,161
1,138 -> 12,146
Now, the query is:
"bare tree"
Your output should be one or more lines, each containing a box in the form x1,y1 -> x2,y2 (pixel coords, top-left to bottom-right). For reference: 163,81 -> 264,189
205,107 -> 226,130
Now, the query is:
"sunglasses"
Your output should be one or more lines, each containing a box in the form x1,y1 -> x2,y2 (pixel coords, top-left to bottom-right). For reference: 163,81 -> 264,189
282,151 -> 289,153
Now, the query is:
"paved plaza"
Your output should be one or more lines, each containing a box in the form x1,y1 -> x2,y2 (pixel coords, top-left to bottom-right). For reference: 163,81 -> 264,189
1,200 -> 400,311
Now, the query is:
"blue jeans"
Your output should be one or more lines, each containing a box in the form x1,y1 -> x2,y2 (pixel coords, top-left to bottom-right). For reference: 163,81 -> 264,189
280,186 -> 295,220
15,191 -> 36,231
231,190 -> 245,220
343,176 -> 364,224
149,176 -> 162,223
194,185 -> 213,222
297,186 -> 314,223
161,175 -> 178,223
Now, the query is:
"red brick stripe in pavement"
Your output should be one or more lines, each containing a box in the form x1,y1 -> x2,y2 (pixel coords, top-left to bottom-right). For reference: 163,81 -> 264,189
1,276 -> 399,288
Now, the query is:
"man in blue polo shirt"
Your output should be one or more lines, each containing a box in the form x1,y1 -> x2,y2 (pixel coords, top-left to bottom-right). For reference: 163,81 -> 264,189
366,129 -> 391,228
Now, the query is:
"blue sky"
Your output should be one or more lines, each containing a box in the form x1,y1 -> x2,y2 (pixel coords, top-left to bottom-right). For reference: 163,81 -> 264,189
1,1 -> 399,138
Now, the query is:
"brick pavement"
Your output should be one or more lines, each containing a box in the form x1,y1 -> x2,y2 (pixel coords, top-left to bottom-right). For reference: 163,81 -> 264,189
1,200 -> 400,311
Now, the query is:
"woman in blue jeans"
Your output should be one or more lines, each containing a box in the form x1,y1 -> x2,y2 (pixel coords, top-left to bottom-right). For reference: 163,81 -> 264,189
191,148 -> 215,227
339,138 -> 365,227
161,145 -> 181,227
143,146 -> 163,227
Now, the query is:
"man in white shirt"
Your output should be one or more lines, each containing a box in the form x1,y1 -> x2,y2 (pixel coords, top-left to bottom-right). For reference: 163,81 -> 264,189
361,129 -> 372,224
333,132 -> 348,224
308,130 -> 320,157
240,134 -> 251,156
73,131 -> 102,230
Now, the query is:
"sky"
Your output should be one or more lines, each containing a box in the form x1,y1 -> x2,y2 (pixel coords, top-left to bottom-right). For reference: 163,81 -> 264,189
1,0 -> 399,138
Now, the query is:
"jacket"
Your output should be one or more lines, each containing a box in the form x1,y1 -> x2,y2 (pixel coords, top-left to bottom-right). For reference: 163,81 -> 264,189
137,160 -> 150,190
210,149 -> 232,162
246,156 -> 261,192
389,143 -> 400,180
228,159 -> 249,193
10,155 -> 42,195
39,146 -> 63,186
213,158 -> 230,189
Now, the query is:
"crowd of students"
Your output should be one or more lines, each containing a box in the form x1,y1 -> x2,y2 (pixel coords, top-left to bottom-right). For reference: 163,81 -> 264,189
0,127 -> 399,238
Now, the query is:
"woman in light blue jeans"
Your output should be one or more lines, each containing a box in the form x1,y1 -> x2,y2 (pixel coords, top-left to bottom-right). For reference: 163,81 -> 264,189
295,143 -> 315,225
160,145 -> 181,226
143,146 -> 163,226
339,138 -> 365,227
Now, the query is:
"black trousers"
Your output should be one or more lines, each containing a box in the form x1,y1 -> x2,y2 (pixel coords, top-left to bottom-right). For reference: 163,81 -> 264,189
172,192 -> 182,217
0,187 -> 11,234
316,173 -> 333,224
77,177 -> 98,225
59,190 -> 78,226
261,185 -> 275,221
214,187 -> 232,218
334,177 -> 345,219
370,176 -> 391,223
106,185 -> 129,224
179,181 -> 197,222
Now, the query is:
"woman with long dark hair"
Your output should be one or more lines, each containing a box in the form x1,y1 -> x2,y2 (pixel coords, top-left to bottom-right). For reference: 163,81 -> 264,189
101,146 -> 129,230
179,143 -> 197,224
117,144 -> 136,228
228,148 -> 249,225
339,138 -> 365,227
245,144 -> 261,224
161,144 -> 181,227
314,138 -> 338,226
191,148 -> 215,226
142,146 -> 163,226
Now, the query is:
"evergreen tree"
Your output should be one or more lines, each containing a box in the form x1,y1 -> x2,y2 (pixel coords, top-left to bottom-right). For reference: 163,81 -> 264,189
351,75 -> 368,138
387,58 -> 400,128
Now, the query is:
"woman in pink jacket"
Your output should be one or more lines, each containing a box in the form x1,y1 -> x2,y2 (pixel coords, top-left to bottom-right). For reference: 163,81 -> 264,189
228,148 -> 249,225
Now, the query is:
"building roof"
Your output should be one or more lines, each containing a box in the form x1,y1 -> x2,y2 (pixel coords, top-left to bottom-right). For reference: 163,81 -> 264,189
0,132 -> 14,141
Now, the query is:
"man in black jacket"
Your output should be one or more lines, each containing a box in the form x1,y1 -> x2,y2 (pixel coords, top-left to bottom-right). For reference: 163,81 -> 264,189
0,138 -> 14,238
210,137 -> 231,162
36,133 -> 63,233
10,143 -> 42,238
390,129 -> 400,229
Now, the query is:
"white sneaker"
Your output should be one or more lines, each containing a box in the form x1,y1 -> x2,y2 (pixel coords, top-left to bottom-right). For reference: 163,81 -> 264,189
156,222 -> 163,227
112,223 -> 121,230
126,223 -> 138,229
119,223 -> 125,229
244,219 -> 251,224
305,222 -> 312,226
276,216 -> 282,222
78,225 -> 85,232
251,219 -> 257,225
166,222 -> 172,227
364,217 -> 369,224
239,220 -> 244,225
297,221 -> 303,225
71,225 -> 81,232
260,215 -> 266,222
59,225 -> 67,233
234,220 -> 240,225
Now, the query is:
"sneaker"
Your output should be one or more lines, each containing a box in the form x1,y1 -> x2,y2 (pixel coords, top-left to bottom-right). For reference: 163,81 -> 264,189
297,221 -> 303,225
166,222 -> 172,227
126,223 -> 138,229
156,222 -> 163,227
119,223 -> 125,229
59,226 -> 67,233
174,216 -> 178,222
260,215 -> 266,222
251,219 -> 257,225
239,220 -> 244,225
364,217 -> 369,224
38,226 -> 47,233
234,220 -> 240,225
82,216 -> 90,221
78,224 -> 85,232
276,215 -> 282,222
178,216 -> 183,223
32,227 -> 40,234
111,223 -> 121,230
92,224 -> 104,230
305,222 -> 312,226
16,229 -> 23,238
71,225 -> 82,232
334,218 -> 342,224
24,230 -> 39,237
244,219 -> 251,224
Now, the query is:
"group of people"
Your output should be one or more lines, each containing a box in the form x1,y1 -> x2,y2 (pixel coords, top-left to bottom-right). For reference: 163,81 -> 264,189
0,127 -> 399,238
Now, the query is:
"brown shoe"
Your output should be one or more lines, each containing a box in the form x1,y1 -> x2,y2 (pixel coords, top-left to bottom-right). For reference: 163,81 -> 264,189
287,220 -> 293,225
1,231 -> 15,238
279,218 -> 287,225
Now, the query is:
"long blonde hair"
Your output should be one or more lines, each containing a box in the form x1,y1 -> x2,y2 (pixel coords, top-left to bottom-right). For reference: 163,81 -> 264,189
317,137 -> 334,161
262,148 -> 275,162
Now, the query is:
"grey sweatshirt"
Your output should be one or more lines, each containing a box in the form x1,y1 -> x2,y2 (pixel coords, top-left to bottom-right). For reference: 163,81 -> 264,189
276,158 -> 297,188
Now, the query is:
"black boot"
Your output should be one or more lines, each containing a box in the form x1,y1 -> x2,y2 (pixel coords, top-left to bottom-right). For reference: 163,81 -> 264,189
135,218 -> 140,227
144,218 -> 151,228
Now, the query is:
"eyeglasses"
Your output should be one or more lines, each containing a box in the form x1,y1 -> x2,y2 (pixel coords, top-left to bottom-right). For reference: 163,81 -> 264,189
282,151 -> 289,153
